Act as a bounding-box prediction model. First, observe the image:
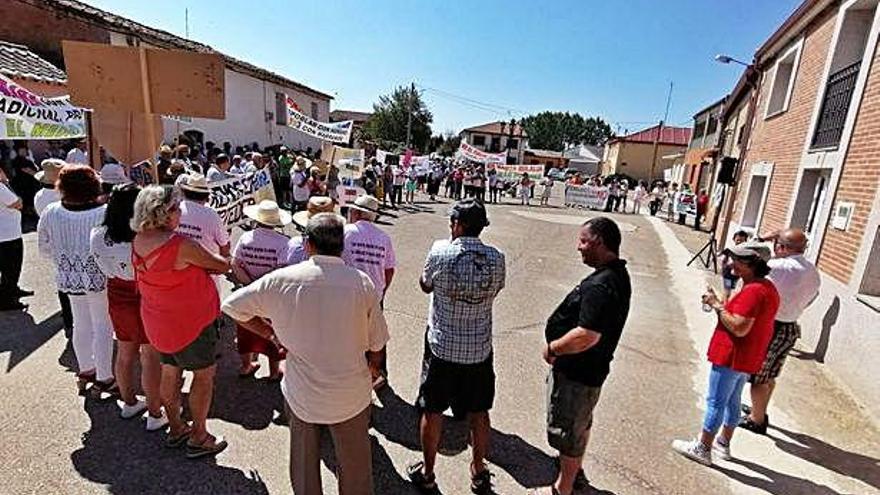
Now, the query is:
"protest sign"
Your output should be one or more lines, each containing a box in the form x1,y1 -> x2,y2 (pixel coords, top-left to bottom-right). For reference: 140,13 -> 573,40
324,144 -> 365,178
336,184 -> 367,207
286,97 -> 352,143
376,149 -> 394,165
493,163 -> 544,181
458,141 -> 506,164
207,169 -> 276,228
0,73 -> 86,140
564,184 -> 609,210
676,191 -> 696,215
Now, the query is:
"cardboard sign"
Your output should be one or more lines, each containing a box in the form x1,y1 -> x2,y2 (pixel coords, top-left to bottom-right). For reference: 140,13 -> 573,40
336,185 -> 366,207
62,41 -> 225,118
91,110 -> 163,166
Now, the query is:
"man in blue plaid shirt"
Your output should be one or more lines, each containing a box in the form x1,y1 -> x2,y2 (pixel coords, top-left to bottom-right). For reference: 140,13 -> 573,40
407,198 -> 505,495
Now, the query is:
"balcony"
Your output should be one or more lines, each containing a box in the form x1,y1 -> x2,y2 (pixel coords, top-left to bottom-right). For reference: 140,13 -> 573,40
811,61 -> 861,150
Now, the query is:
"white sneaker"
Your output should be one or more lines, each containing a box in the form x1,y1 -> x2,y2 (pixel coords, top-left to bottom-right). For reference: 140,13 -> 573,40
713,439 -> 731,461
119,399 -> 147,419
146,410 -> 169,432
672,438 -> 712,466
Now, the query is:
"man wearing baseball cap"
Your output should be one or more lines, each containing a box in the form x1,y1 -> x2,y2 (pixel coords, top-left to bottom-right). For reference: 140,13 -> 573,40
408,198 -> 505,494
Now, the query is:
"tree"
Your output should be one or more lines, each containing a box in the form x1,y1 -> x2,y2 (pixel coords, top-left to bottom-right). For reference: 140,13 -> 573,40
434,131 -> 461,156
521,111 -> 614,151
362,85 -> 433,152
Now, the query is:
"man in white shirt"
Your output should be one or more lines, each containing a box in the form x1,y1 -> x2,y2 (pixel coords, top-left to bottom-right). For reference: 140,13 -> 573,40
244,153 -> 264,174
206,154 -> 233,183
222,213 -> 389,495
740,228 -> 821,435
0,170 -> 28,311
66,139 -> 89,165
343,194 -> 395,388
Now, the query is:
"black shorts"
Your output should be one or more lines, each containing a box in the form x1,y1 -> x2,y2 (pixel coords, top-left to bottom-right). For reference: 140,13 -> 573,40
416,339 -> 495,420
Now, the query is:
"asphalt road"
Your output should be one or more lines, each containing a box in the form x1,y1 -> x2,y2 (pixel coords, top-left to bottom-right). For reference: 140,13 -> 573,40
1,191 -> 877,495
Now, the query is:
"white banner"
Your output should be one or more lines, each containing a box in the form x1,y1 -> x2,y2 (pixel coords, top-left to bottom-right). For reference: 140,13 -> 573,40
0,73 -> 86,140
206,169 -> 276,228
564,184 -> 609,210
493,163 -> 544,181
458,141 -> 506,164
336,184 -> 367,207
285,96 -> 352,143
376,149 -> 392,165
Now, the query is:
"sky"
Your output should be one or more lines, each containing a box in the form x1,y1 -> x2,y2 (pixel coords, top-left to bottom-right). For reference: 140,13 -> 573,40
86,0 -> 803,135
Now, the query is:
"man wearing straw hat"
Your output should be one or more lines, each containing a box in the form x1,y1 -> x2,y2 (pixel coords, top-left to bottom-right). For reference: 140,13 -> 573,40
291,157 -> 312,213
231,200 -> 292,380
287,196 -> 337,265
177,173 -> 230,258
343,194 -> 396,388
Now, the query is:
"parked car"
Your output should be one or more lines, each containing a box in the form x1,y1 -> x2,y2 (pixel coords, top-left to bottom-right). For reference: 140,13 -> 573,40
547,168 -> 566,181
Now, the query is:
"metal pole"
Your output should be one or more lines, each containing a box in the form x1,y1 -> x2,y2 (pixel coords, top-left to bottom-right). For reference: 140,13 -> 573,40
405,82 -> 414,150
649,119 -> 664,182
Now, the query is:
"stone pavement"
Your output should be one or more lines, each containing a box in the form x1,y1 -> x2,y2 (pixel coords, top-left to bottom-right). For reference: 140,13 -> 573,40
0,190 -> 877,494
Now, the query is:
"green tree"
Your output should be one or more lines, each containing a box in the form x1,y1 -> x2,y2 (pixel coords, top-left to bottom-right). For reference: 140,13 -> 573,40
363,86 -> 433,152
521,111 -> 613,150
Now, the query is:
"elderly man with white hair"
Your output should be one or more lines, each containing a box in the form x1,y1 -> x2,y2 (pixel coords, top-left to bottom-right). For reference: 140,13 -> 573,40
343,194 -> 396,388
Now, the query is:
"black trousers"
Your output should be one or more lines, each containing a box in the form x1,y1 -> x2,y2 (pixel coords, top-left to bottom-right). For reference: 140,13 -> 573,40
0,237 -> 23,304
393,185 -> 403,205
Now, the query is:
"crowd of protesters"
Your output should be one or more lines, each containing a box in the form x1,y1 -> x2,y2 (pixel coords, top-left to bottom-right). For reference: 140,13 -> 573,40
0,135 -> 822,494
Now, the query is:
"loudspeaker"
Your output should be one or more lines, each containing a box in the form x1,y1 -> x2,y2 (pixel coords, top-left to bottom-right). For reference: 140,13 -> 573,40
717,156 -> 738,185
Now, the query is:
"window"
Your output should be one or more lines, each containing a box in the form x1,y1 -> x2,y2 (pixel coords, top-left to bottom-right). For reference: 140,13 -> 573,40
490,137 -> 501,152
765,40 -> 803,118
508,138 -> 519,149
691,120 -> 706,141
310,102 -> 319,120
740,162 -> 773,229
736,124 -> 746,145
472,135 -> 486,146
275,92 -> 287,125
706,114 -> 718,136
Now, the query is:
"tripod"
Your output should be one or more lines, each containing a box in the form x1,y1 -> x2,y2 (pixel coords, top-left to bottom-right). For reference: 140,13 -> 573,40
687,185 -> 726,273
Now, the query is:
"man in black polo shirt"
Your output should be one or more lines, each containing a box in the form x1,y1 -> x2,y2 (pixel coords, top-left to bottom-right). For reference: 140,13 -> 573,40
536,216 -> 631,495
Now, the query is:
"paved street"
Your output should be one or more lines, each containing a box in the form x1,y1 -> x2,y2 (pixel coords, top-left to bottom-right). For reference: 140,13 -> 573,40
1,191 -> 878,495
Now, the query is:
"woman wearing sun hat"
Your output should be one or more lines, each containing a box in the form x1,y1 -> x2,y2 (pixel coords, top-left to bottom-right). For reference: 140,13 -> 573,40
287,196 -> 338,264
231,200 -> 292,380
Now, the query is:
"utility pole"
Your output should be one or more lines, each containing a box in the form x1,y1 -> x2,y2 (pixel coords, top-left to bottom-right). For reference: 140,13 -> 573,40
185,8 -> 189,39
405,82 -> 414,150
649,119 -> 664,183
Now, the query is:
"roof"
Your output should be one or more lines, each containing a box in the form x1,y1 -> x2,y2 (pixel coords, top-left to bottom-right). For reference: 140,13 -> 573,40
754,0 -> 833,65
329,110 -> 372,123
42,0 -> 333,100
461,121 -> 527,137
0,40 -> 67,84
608,124 -> 692,146
693,97 -> 727,119
525,148 -> 563,159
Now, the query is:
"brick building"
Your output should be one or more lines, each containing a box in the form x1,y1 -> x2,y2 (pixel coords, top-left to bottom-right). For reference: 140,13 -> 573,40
718,0 -> 880,419
459,120 -> 527,164
602,124 -> 692,181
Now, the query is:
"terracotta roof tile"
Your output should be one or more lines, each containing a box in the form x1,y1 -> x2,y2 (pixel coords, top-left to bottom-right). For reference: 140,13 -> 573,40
0,40 -> 67,84
610,124 -> 691,146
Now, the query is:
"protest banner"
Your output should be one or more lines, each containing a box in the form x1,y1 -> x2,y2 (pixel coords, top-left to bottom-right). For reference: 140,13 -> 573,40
493,163 -> 544,181
564,184 -> 609,210
458,141 -> 506,164
336,184 -> 367,207
0,73 -> 86,140
207,169 -> 276,228
324,144 -> 365,178
286,97 -> 352,143
376,149 -> 394,165
676,191 -> 696,215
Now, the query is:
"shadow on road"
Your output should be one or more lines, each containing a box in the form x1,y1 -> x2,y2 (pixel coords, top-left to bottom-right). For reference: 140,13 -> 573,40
769,424 -> 879,490
71,396 -> 269,495
714,458 -> 845,495
0,309 -> 63,372
373,385 -> 558,490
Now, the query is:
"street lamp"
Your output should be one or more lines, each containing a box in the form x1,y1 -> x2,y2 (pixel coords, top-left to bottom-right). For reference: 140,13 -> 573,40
714,54 -> 750,67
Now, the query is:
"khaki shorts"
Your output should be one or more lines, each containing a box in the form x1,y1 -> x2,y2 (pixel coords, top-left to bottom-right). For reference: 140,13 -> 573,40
546,370 -> 602,458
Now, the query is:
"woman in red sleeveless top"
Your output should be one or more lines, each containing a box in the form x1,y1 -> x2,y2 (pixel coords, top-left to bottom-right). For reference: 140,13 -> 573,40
131,185 -> 231,459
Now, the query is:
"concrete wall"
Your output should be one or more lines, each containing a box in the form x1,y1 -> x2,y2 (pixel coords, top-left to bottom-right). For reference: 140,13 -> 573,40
461,131 -> 526,162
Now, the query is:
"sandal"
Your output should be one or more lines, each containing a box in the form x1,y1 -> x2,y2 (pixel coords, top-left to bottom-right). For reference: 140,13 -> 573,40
470,468 -> 494,494
165,426 -> 192,448
407,461 -> 438,493
186,434 -> 228,459
92,378 -> 120,398
76,370 -> 96,395
527,487 -> 561,495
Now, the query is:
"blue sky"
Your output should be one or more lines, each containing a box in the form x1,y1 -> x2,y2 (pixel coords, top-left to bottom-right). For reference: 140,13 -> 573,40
87,0 -> 801,135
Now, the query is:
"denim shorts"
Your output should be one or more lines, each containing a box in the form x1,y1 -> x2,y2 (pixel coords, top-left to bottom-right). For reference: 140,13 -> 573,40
546,370 -> 602,457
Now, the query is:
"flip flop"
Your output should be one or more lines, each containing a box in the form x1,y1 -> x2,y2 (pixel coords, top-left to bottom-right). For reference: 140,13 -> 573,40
165,427 -> 192,448
186,435 -> 228,459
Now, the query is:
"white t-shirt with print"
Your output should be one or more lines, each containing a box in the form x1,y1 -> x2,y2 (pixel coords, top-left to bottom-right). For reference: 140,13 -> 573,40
90,225 -> 135,281
0,183 -> 22,242
177,200 -> 230,254
285,235 -> 309,265
342,220 -> 396,296
232,227 -> 290,282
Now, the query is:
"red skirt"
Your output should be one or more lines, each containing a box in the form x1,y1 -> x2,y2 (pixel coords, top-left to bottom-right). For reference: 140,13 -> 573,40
236,324 -> 285,360
107,278 -> 149,344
